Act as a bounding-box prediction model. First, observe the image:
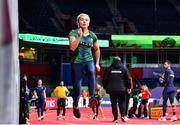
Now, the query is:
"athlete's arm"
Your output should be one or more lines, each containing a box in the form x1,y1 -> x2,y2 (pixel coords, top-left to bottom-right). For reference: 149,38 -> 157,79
53,88 -> 57,96
69,28 -> 82,51
147,89 -> 151,96
167,74 -> 174,84
93,40 -> 100,71
33,90 -> 38,99
65,87 -> 70,96
43,88 -> 46,99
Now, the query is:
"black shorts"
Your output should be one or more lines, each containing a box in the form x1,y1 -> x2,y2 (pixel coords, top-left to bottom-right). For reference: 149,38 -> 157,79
141,99 -> 148,105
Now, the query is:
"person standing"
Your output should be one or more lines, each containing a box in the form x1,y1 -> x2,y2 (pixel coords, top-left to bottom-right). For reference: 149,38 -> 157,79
140,85 -> 151,118
68,13 -> 100,119
54,81 -> 69,120
19,74 -> 30,124
103,56 -> 131,123
158,60 -> 177,122
34,79 -> 46,121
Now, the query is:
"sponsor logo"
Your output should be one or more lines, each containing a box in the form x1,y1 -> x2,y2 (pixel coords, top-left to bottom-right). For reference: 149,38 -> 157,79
111,70 -> 122,73
46,99 -> 56,108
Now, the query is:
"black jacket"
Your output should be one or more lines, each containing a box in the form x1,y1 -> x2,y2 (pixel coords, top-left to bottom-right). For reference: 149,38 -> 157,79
103,60 -> 131,94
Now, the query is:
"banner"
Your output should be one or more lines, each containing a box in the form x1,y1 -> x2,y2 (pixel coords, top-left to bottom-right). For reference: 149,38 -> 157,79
46,97 -> 58,109
46,97 -> 89,109
45,97 -> 179,110
46,97 -> 111,109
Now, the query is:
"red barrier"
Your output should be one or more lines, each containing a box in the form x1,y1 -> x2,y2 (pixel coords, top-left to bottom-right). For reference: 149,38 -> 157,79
20,64 -> 51,77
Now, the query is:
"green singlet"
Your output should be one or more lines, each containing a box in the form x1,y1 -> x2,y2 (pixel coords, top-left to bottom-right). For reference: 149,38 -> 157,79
69,29 -> 97,63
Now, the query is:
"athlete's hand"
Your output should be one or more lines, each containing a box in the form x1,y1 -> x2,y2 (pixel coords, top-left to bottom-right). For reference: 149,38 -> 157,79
96,64 -> 101,72
23,75 -> 27,81
78,28 -> 83,37
127,89 -> 131,94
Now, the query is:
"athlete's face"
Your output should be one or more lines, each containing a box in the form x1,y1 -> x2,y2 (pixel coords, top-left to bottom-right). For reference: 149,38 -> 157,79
164,62 -> 170,69
78,15 -> 90,29
38,80 -> 42,86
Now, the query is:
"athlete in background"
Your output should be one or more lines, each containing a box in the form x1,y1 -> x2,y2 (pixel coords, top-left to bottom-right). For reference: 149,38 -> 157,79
158,60 -> 177,122
34,79 -> 46,121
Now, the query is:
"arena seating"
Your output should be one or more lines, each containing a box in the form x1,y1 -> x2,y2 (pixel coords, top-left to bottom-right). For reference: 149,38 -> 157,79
19,0 -> 62,36
117,0 -> 180,34
54,0 -> 113,27
19,0 -> 180,35
19,0 -> 113,36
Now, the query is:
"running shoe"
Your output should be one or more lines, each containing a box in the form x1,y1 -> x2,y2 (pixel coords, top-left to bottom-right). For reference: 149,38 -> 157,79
170,115 -> 178,122
121,116 -> 128,122
38,117 -> 41,121
113,118 -> 118,123
158,116 -> 167,121
73,107 -> 80,119
140,114 -> 145,119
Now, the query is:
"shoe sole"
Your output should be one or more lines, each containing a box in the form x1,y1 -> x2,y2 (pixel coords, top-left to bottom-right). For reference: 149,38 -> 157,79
73,109 -> 80,119
113,120 -> 118,123
170,119 -> 178,122
158,119 -> 167,121
121,118 -> 128,122
73,116 -> 80,120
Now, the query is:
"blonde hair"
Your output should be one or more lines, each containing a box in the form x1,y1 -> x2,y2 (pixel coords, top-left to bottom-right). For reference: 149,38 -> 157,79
76,13 -> 90,27
96,83 -> 101,91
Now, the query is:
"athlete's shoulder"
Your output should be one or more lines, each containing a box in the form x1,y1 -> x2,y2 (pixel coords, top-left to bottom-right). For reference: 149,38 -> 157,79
89,31 -> 97,40
55,86 -> 59,89
68,29 -> 78,37
89,30 -> 95,35
169,69 -> 174,73
166,69 -> 174,74
70,29 -> 78,33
